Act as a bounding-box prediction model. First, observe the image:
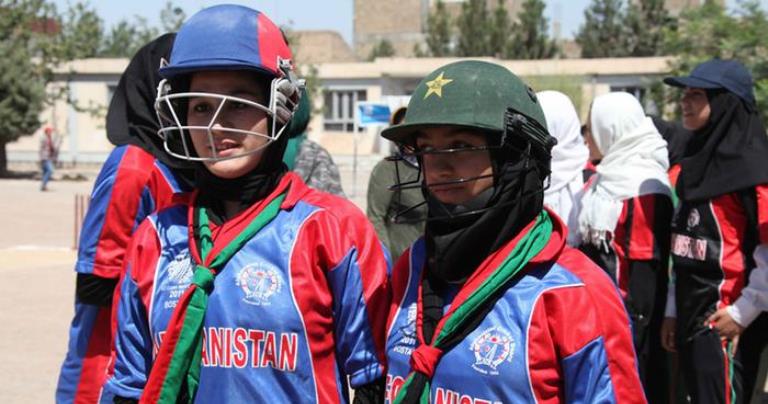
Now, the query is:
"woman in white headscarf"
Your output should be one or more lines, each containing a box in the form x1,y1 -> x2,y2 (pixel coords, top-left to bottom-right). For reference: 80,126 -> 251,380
537,91 -> 589,246
578,91 -> 673,403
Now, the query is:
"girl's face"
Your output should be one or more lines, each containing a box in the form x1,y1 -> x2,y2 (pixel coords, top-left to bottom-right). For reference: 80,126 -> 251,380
187,70 -> 270,179
415,127 -> 494,205
583,115 -> 603,161
680,87 -> 711,131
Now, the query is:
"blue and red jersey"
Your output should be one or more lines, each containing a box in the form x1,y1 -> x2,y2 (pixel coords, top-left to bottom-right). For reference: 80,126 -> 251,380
385,211 -> 646,403
57,145 -> 188,404
105,173 -> 390,403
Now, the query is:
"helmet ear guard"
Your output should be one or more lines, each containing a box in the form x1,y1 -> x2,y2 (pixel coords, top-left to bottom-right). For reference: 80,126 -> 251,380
502,107 -> 557,182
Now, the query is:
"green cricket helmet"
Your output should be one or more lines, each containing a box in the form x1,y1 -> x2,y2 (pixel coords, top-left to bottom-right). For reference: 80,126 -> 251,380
381,60 -> 550,154
382,60 -> 556,225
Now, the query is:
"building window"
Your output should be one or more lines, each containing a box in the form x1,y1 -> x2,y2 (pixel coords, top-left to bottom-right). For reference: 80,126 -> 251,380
323,89 -> 367,132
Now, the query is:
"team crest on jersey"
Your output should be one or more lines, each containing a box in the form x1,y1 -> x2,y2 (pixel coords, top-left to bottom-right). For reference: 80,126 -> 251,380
167,250 -> 193,284
236,263 -> 282,306
392,303 -> 418,356
687,208 -> 700,229
470,326 -> 515,375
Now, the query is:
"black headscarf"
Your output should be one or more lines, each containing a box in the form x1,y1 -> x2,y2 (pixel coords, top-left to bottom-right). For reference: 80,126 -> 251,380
424,142 -> 545,284
651,115 -> 692,167
106,33 -> 195,185
677,91 -> 768,202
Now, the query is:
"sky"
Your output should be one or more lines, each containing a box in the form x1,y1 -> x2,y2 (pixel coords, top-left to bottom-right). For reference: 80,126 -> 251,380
51,0 -> 768,45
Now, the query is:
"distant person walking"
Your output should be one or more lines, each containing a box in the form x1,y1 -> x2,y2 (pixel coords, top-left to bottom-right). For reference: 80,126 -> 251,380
39,126 -> 58,191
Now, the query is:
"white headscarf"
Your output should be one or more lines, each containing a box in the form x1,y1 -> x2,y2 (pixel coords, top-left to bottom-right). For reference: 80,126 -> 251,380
578,92 -> 671,248
537,91 -> 589,246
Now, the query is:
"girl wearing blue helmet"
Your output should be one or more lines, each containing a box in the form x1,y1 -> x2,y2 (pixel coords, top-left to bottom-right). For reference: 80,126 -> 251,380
106,5 -> 390,403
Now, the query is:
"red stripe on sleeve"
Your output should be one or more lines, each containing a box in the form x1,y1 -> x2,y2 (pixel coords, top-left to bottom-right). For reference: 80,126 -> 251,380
711,195 -> 748,307
755,184 -> 768,244
92,147 -> 155,279
557,247 -> 646,402
628,195 -> 657,261
74,307 -> 112,404
527,290 -> 565,403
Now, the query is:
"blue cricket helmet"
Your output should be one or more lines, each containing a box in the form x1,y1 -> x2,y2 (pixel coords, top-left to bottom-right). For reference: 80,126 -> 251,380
160,4 -> 292,80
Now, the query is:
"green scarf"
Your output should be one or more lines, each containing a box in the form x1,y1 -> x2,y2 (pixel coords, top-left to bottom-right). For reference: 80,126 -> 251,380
141,191 -> 287,403
394,211 -> 552,404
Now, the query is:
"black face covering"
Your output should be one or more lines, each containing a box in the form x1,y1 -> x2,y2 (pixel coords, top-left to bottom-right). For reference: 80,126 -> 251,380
677,91 -> 768,202
194,129 -> 290,224
106,33 -> 195,186
424,152 -> 544,283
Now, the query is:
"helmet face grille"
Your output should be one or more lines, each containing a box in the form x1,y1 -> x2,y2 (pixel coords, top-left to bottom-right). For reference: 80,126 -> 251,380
155,82 -> 286,162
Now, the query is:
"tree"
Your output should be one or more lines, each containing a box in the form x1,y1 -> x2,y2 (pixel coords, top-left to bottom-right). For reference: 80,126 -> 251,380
0,0 -> 54,175
456,0 -> 490,56
425,0 -> 452,57
58,1 -> 103,59
576,0 -> 628,58
663,0 -> 768,121
623,0 -> 673,56
508,0 -> 557,59
488,0 -> 512,58
160,0 -> 186,32
368,39 -> 395,61
100,15 -> 158,58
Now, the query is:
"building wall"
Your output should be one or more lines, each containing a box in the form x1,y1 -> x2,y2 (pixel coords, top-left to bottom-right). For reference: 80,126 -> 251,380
7,56 -> 674,165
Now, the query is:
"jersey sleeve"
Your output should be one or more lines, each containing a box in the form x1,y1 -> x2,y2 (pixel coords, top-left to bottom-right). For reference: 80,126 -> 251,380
528,250 -> 647,403
727,185 -> 768,327
104,219 -> 162,399
76,146 -> 158,279
620,194 -> 672,262
314,205 -> 391,388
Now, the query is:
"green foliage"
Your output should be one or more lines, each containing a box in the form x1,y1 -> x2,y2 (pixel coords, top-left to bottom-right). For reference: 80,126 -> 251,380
425,0 -> 452,57
623,0 -> 673,56
368,39 -> 395,61
663,0 -> 768,121
160,1 -> 186,32
508,0 -> 557,59
100,17 -> 158,58
488,0 -> 512,58
576,0 -> 628,58
0,0 -> 54,173
57,1 -> 103,59
456,0 -> 490,56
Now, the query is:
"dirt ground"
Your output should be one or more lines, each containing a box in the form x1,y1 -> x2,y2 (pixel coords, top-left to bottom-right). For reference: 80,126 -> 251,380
0,179 -> 92,403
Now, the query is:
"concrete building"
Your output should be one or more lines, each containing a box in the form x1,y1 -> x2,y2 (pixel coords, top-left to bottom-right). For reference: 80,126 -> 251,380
352,0 -> 721,60
353,0 -> 520,59
8,56 -> 674,166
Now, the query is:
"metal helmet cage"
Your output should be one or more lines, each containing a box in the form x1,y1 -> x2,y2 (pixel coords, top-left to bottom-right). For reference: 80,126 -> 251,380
386,107 -> 556,224
154,58 -> 301,162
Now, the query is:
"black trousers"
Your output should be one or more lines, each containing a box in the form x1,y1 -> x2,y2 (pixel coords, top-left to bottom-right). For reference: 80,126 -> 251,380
679,314 -> 767,404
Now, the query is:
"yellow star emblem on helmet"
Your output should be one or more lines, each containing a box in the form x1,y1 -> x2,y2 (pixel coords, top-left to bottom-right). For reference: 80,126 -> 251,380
423,72 -> 454,99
